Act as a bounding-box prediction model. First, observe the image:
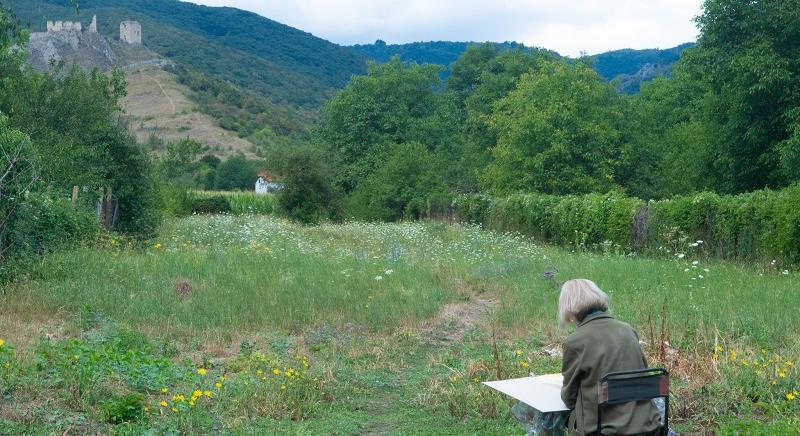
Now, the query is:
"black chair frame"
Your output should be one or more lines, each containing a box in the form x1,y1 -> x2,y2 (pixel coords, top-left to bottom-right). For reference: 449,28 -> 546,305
597,368 -> 669,436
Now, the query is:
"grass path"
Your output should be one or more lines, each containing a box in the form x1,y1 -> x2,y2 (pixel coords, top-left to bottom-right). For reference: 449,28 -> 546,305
359,288 -> 501,435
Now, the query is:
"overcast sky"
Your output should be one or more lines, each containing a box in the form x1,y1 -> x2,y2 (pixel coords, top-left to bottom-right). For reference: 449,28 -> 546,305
187,0 -> 703,56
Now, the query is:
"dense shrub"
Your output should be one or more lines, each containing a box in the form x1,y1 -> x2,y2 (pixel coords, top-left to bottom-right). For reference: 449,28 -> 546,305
1,191 -> 98,279
186,194 -> 231,215
456,186 -> 800,263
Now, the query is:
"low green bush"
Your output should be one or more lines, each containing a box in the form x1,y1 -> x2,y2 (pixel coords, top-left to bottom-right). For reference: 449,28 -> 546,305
456,185 -> 800,264
186,194 -> 231,215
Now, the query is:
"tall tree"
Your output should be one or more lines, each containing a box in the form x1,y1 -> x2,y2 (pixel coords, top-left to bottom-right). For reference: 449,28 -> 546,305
484,60 -> 625,195
688,0 -> 800,192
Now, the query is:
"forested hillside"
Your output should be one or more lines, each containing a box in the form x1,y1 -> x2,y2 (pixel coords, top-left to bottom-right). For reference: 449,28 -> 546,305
13,0 -> 368,109
353,40 -> 694,92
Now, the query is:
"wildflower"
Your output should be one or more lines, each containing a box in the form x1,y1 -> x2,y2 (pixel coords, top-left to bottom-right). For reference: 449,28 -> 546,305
385,269 -> 394,275
787,392 -> 796,401
783,270 -> 790,275
215,382 -> 222,389
0,339 -> 4,347
172,394 -> 185,402
272,368 -> 281,375
159,401 -> 168,407
154,243 -> 162,249
197,368 -> 207,376
189,400 -> 196,407
692,260 -> 699,266
516,350 -> 524,356
193,389 -> 202,398
677,253 -> 686,259
161,387 -> 169,393
171,407 -> 178,413
256,369 -> 263,375
519,360 -> 529,368
375,275 -> 383,281
203,390 -> 212,397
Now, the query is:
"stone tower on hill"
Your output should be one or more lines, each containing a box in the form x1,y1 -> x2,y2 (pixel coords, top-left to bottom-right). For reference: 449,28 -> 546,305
120,21 -> 142,45
89,15 -> 97,33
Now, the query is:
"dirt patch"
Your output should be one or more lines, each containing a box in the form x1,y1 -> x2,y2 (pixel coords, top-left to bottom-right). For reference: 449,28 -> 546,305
422,294 -> 499,343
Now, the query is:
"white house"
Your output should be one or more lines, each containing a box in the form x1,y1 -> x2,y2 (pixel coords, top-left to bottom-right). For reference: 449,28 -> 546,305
255,176 -> 283,194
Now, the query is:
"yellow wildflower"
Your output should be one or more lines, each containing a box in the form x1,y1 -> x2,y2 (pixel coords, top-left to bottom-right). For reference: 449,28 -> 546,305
519,360 -> 529,368
0,339 -> 5,347
161,387 -> 169,393
256,369 -> 263,375
171,407 -> 178,413
272,368 -> 281,375
203,390 -> 212,397
280,385 -> 286,390
197,368 -> 207,376
787,392 -> 796,401
189,400 -> 196,407
154,243 -> 162,249
193,389 -> 202,398
159,401 -> 168,407
516,350 -> 524,356
215,382 -> 222,389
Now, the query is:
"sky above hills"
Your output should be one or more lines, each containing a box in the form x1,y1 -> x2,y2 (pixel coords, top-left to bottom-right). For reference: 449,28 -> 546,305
187,0 -> 702,56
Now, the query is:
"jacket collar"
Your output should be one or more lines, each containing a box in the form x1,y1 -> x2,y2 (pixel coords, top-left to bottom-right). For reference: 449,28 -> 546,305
578,310 -> 613,327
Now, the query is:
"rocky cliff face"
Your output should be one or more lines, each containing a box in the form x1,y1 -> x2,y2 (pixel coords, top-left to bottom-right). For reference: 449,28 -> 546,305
27,30 -> 167,72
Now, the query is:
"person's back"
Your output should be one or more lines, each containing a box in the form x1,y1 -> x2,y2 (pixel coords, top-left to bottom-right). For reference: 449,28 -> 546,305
561,312 -> 661,435
557,279 -> 661,435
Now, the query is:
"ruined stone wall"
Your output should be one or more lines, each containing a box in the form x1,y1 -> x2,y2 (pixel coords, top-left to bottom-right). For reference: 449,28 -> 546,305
120,21 -> 142,45
46,20 -> 82,32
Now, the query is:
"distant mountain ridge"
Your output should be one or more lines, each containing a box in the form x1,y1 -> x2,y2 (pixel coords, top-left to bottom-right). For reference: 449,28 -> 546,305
353,40 -> 695,93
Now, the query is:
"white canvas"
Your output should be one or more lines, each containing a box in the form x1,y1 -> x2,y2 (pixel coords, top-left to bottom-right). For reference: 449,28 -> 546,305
483,374 -> 570,413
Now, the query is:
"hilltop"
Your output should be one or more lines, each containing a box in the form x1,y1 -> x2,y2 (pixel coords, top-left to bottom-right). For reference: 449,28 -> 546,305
13,0 -> 368,109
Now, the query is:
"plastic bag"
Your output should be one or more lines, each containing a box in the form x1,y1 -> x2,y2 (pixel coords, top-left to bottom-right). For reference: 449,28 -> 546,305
511,402 -> 568,436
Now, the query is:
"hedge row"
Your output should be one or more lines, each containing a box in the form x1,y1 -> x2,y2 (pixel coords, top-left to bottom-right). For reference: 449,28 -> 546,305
455,186 -> 800,263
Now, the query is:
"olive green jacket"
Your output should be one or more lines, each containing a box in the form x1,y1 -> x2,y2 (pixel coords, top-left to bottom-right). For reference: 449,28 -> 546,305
560,312 -> 661,435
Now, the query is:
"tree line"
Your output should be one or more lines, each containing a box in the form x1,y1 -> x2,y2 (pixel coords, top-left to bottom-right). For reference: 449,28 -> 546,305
290,0 -> 800,223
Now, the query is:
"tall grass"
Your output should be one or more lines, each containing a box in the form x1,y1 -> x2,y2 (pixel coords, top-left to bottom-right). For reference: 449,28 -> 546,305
7,216 -> 798,349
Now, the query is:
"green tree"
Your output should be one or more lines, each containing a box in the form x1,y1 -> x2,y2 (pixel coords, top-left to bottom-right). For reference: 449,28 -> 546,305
347,142 -> 445,221
316,57 -> 450,193
484,60 -> 624,195
277,148 -> 340,224
214,155 -> 258,191
687,0 -> 800,192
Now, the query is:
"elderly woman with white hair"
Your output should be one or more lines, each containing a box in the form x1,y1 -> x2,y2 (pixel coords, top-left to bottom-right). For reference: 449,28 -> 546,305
559,279 -> 661,436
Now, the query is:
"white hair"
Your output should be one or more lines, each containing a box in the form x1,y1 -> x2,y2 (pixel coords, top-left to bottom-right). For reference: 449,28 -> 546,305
558,279 -> 610,325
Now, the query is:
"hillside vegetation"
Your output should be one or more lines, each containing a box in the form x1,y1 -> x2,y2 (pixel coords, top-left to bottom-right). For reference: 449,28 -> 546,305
13,0 -> 368,108
122,67 -> 257,157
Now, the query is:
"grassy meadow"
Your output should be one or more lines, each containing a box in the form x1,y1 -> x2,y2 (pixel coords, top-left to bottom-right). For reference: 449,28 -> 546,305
1,215 -> 798,434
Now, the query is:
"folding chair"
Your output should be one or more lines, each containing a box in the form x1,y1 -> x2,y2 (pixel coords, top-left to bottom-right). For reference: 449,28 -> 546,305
597,368 -> 669,436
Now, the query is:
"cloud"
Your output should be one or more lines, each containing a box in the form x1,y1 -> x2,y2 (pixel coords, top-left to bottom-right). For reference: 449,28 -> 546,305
186,0 -> 702,56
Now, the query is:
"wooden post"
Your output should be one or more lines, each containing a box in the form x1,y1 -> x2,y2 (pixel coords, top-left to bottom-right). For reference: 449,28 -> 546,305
72,186 -> 79,206
103,187 -> 114,230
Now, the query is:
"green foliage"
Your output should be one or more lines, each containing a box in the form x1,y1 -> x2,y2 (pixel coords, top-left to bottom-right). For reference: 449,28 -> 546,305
483,60 -> 625,195
100,393 -> 145,424
213,155 -> 259,191
456,185 -> 800,264
682,0 -> 800,192
189,191 -> 278,215
186,194 -> 231,215
347,142 -> 446,221
278,148 -> 340,224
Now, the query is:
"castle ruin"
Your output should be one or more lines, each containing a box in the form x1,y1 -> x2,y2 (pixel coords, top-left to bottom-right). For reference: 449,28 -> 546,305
120,21 -> 142,45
